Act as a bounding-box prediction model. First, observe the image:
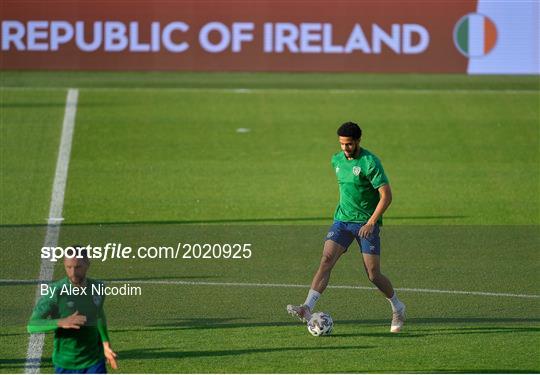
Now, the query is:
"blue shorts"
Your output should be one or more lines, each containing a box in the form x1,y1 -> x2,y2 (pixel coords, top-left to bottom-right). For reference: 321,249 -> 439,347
325,221 -> 381,255
55,360 -> 107,374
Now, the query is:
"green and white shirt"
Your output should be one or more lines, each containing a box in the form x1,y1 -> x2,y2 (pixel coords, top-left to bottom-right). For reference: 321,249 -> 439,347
331,148 -> 389,224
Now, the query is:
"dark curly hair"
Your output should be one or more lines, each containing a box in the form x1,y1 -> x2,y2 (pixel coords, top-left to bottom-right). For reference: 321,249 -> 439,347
337,122 -> 362,140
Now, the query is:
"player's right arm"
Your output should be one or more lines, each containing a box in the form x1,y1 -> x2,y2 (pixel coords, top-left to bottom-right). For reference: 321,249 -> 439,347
27,293 -> 86,333
57,311 -> 87,329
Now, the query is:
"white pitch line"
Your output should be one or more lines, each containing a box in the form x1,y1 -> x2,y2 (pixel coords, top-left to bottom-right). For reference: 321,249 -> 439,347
114,280 -> 540,299
1,86 -> 538,94
24,88 -> 79,374
232,88 -> 253,93
5,278 -> 538,300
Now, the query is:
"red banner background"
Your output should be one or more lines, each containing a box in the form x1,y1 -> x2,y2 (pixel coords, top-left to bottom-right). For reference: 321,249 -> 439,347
0,1 -> 476,72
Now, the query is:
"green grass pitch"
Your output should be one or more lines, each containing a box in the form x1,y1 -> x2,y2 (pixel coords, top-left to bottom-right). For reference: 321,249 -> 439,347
1,72 -> 539,373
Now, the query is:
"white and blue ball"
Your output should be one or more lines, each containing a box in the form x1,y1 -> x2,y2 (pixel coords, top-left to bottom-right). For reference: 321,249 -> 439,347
307,312 -> 333,336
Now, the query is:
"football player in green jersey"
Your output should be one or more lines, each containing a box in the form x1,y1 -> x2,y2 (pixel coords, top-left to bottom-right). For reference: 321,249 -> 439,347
287,122 -> 406,333
28,248 -> 118,373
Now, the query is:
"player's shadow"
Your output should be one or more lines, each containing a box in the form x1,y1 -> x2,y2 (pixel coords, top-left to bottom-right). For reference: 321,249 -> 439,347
110,317 -> 301,333
117,344 -> 375,361
400,317 -> 540,325
111,316 -> 540,333
330,318 -> 540,338
332,326 -> 539,339
152,317 -> 249,328
335,317 -> 540,325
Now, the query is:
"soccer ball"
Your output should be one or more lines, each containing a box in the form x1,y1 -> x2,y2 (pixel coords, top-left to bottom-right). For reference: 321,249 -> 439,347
307,312 -> 333,336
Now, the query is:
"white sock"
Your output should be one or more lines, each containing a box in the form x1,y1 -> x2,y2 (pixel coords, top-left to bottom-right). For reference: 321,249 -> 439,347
303,289 -> 321,311
387,292 -> 404,312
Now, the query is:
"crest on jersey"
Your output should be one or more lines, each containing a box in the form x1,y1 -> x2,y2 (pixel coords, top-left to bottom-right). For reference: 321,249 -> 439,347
93,295 -> 102,306
335,167 -> 339,174
353,166 -> 361,176
67,301 -> 75,309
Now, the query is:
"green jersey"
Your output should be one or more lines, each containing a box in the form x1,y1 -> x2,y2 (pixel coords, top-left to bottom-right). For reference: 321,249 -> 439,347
27,277 -> 110,370
331,148 -> 389,224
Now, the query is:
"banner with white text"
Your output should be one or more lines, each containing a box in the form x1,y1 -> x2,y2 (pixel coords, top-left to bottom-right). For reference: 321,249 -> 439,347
1,0 -> 538,74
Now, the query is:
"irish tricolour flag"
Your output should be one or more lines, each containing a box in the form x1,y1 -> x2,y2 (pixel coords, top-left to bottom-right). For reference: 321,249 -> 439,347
454,13 -> 497,57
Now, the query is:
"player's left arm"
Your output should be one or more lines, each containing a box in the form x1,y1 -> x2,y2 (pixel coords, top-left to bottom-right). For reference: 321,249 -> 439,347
97,295 -> 118,370
359,184 -> 392,238
103,341 -> 118,370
